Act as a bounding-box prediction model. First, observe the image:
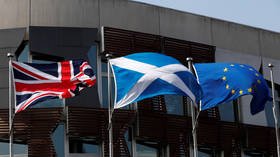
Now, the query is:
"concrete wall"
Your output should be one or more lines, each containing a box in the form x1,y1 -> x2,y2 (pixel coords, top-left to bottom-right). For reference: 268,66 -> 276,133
31,0 -> 99,28
0,28 -> 25,108
0,0 -> 276,54
0,0 -> 279,60
0,0 -> 29,29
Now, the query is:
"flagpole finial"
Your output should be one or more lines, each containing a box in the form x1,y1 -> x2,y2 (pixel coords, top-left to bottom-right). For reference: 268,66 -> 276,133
186,57 -> 193,62
105,53 -> 113,59
7,53 -> 14,58
268,63 -> 274,68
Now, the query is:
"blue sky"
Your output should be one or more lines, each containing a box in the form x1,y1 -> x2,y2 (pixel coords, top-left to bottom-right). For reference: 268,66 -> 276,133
132,0 -> 280,33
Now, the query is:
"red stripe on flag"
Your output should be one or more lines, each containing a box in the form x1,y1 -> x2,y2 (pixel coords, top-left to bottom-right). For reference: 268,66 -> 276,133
61,61 -> 71,81
15,82 -> 75,94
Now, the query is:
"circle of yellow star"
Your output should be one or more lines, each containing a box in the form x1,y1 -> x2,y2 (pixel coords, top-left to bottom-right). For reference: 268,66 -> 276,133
231,89 -> 235,94
222,76 -> 227,81
255,73 -> 259,77
230,64 -> 235,67
226,84 -> 230,89
249,68 -> 254,71
257,80 -> 261,84
239,90 -> 243,95
224,68 -> 228,72
248,88 -> 252,93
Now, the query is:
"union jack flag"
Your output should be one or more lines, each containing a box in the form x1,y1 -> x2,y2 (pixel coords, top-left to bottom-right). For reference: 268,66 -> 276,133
12,60 -> 96,113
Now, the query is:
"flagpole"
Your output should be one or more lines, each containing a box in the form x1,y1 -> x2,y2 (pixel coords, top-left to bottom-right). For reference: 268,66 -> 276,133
186,57 -> 198,157
63,99 -> 69,157
106,53 -> 113,157
268,63 -> 280,157
7,53 -> 14,157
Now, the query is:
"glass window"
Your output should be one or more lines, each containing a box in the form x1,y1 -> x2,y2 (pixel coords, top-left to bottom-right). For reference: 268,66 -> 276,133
69,139 -> 101,156
198,147 -> 221,157
102,62 -> 107,73
165,95 -> 184,115
243,150 -> 265,157
198,151 -> 211,157
136,141 -> 159,157
87,45 -> 98,73
265,87 -> 280,127
218,101 -> 236,122
18,44 -> 30,62
0,141 -> 28,156
51,124 -> 65,157
124,128 -> 132,155
102,76 -> 115,108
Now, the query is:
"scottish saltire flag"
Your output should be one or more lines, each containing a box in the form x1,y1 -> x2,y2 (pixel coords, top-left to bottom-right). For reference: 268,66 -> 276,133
109,52 -> 203,109
194,63 -> 272,114
12,60 -> 96,113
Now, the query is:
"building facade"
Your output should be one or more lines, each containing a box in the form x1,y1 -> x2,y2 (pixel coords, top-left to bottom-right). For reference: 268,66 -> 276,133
0,0 -> 280,156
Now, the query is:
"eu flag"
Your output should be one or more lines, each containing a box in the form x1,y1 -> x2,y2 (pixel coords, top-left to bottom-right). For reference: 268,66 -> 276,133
194,63 -> 272,115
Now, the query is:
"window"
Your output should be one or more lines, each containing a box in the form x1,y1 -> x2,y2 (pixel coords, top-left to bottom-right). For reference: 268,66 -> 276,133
136,141 -> 159,157
218,100 -> 238,122
0,141 -> 28,156
124,129 -> 132,156
51,124 -> 65,157
101,73 -> 114,108
69,138 -> 101,156
243,149 -> 266,157
198,147 -> 222,157
87,46 -> 98,77
17,43 -> 30,62
265,86 -> 280,127
165,95 -> 184,115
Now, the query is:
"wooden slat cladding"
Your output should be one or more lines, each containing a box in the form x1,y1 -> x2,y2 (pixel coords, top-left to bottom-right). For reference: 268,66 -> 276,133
220,122 -> 241,157
66,107 -> 276,157
20,108 -> 62,157
0,107 -> 279,156
104,27 -> 215,63
166,115 -> 191,156
112,109 -> 136,157
67,107 -> 136,157
0,110 -> 9,137
0,108 -> 62,157
138,95 -> 167,113
164,37 -> 215,64
104,27 -> 161,57
137,110 -> 167,142
68,107 -> 105,138
197,120 -> 220,146
199,107 -> 221,120
244,125 -> 277,155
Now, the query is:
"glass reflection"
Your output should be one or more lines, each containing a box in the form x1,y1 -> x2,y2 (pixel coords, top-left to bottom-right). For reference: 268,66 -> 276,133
136,142 -> 158,157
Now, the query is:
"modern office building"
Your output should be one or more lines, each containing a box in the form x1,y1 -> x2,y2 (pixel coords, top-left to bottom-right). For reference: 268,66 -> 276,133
0,0 -> 280,156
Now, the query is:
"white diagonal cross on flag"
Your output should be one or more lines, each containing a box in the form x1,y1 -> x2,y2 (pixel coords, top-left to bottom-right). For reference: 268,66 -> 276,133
109,57 -> 196,108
